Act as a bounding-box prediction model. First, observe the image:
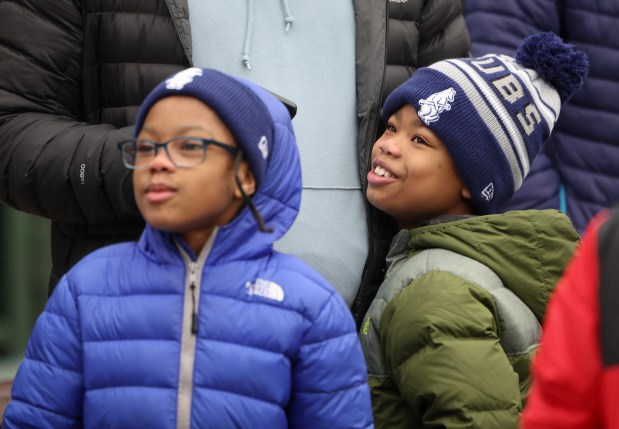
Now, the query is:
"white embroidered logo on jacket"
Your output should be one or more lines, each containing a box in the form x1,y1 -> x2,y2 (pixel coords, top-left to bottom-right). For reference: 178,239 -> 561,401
165,68 -> 203,90
418,87 -> 456,125
246,279 -> 284,302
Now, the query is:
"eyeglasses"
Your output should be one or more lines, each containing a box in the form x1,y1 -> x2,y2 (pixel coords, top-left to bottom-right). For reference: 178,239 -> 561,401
117,137 -> 239,170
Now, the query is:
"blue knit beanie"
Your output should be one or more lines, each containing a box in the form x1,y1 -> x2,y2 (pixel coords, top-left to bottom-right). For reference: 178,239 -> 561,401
382,32 -> 589,214
134,68 -> 274,188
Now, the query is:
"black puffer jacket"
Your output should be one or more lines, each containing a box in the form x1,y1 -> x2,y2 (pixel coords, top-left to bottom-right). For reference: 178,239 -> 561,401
0,0 -> 469,305
0,0 -> 189,289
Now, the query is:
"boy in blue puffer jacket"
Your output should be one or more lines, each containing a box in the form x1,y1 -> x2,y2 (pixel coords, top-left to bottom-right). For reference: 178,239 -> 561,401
2,68 -> 374,429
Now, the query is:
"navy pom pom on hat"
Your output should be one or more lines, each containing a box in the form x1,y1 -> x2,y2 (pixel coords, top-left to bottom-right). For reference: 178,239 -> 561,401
134,67 -> 275,188
382,32 -> 589,214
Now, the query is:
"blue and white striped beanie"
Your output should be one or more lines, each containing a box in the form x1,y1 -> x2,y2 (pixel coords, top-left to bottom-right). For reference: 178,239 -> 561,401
134,68 -> 274,188
382,32 -> 589,214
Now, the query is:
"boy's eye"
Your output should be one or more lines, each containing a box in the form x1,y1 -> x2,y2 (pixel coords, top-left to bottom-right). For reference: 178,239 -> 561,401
136,142 -> 155,153
176,140 -> 204,152
411,136 -> 429,146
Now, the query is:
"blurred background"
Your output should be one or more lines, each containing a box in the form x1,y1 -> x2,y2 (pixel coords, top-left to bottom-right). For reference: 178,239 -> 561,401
0,205 -> 50,416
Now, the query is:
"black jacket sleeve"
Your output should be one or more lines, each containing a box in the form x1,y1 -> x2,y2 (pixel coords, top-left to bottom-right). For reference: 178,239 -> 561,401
0,0 -> 139,225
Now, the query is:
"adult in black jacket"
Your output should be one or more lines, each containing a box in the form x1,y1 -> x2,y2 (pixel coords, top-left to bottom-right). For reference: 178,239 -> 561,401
0,0 -> 469,310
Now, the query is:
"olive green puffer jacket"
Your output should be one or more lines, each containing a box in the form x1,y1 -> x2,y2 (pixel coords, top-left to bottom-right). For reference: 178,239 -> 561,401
359,210 -> 580,429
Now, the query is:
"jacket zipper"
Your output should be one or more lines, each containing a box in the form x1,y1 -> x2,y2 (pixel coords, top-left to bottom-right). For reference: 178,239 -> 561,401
176,256 -> 203,429
175,231 -> 217,429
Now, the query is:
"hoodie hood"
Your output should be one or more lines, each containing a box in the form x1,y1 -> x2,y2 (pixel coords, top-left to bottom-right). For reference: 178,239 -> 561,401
218,76 -> 303,257
404,209 -> 580,322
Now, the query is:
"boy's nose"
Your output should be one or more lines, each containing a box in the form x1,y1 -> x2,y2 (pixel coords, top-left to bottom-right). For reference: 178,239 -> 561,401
148,148 -> 176,172
377,136 -> 401,157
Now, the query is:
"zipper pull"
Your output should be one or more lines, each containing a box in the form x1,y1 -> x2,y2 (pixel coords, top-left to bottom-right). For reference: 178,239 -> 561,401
190,281 -> 198,334
189,264 -> 199,335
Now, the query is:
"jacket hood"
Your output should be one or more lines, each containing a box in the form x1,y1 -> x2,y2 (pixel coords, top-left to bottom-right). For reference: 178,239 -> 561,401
405,209 -> 580,322
140,77 -> 301,264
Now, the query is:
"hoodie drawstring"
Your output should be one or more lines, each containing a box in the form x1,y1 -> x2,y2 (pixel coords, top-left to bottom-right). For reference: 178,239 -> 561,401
281,0 -> 294,32
234,152 -> 272,233
242,0 -> 294,70
242,0 -> 255,70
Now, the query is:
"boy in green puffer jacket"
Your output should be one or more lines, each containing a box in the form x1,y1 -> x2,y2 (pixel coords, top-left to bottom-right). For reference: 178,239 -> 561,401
359,32 -> 588,428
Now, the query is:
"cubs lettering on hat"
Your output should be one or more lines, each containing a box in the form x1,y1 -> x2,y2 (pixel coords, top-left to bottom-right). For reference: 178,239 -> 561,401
382,32 -> 589,214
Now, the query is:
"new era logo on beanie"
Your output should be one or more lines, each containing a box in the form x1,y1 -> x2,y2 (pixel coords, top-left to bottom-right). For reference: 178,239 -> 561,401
134,67 -> 274,188
382,32 -> 589,214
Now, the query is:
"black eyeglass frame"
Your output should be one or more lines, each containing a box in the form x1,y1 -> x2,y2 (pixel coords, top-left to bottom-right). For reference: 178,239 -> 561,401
117,137 -> 240,170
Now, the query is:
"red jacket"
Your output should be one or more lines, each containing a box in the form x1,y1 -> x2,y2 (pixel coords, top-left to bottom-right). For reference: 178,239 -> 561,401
522,208 -> 619,428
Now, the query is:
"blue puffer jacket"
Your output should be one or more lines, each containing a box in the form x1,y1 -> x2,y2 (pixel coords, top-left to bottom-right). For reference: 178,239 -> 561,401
464,0 -> 619,233
2,81 -> 373,428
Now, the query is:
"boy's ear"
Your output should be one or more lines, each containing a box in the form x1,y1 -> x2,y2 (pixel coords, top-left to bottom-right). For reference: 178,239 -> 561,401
234,161 -> 256,198
462,186 -> 472,200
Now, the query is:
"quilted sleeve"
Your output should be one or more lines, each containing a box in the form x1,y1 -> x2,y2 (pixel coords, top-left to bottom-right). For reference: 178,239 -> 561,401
380,271 -> 521,428
383,0 -> 470,104
287,293 -> 374,429
0,0 -> 138,225
416,0 -> 470,67
464,0 -> 560,57
2,276 -> 84,428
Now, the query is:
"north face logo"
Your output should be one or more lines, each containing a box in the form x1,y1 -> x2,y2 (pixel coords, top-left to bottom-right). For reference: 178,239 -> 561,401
166,68 -> 203,90
246,278 -> 284,302
418,88 -> 456,125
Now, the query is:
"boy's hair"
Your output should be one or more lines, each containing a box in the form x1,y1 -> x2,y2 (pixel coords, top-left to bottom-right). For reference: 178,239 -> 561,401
382,32 -> 589,214
134,68 -> 275,188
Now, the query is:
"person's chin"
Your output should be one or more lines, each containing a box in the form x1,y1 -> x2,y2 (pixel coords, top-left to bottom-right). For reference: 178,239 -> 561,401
366,192 -> 387,213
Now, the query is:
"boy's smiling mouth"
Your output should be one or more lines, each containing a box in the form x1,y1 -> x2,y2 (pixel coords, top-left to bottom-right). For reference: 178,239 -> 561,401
373,165 -> 393,178
368,160 -> 398,184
